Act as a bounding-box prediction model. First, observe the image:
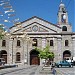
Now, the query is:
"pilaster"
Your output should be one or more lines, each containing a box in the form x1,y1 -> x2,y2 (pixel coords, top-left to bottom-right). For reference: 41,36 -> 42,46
57,38 -> 62,61
72,38 -> 75,57
8,39 -> 13,64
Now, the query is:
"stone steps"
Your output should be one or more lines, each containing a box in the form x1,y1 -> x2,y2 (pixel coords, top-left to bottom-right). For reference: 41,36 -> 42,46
39,66 -> 53,74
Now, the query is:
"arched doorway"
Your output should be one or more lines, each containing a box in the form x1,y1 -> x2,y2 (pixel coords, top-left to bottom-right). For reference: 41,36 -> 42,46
63,50 -> 71,60
0,50 -> 7,63
30,50 -> 40,65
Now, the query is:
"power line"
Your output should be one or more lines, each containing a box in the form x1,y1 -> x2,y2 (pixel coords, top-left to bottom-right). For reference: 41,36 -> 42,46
66,0 -> 71,9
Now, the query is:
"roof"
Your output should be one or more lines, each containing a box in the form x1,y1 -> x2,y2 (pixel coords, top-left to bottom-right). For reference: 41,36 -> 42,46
10,16 -> 61,29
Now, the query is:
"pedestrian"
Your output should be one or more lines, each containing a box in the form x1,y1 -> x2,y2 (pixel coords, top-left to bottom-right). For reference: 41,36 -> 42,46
52,68 -> 57,75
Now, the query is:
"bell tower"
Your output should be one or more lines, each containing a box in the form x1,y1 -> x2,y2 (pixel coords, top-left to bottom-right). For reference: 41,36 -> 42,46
58,0 -> 68,24
57,0 -> 72,32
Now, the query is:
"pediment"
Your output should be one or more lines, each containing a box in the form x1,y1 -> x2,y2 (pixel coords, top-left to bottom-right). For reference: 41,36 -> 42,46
10,16 -> 61,33
23,26 -> 49,32
23,22 -> 50,32
13,22 -> 57,34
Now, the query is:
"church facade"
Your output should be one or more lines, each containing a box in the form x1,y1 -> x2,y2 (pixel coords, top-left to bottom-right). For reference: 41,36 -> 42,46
0,2 -> 75,65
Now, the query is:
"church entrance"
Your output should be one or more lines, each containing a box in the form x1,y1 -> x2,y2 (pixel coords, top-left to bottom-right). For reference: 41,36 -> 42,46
63,50 -> 71,60
30,49 -> 40,65
0,50 -> 7,63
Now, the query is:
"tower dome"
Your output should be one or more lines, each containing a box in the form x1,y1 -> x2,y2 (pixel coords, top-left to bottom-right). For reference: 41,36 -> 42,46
57,0 -> 68,24
59,3 -> 65,7
59,0 -> 65,7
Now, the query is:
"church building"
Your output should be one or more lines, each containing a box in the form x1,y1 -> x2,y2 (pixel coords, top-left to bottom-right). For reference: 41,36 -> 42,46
0,2 -> 75,65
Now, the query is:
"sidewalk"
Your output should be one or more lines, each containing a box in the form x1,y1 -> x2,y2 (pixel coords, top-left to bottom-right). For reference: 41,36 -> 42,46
0,65 -> 60,75
0,65 -> 30,75
35,66 -> 61,75
35,66 -> 53,75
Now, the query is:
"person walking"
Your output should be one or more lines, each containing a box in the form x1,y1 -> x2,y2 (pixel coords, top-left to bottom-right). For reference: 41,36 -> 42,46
52,68 -> 57,75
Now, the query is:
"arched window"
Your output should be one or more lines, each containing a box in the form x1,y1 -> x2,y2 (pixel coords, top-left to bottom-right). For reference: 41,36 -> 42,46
50,40 -> 53,46
62,8 -> 66,13
32,38 -> 37,46
17,40 -> 20,46
16,52 -> 20,61
65,40 -> 68,46
62,26 -> 67,31
2,40 -> 6,47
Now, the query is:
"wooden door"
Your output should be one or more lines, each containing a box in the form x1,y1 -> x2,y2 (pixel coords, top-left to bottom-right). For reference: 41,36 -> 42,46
31,56 -> 39,65
30,50 -> 40,65
30,56 -> 40,65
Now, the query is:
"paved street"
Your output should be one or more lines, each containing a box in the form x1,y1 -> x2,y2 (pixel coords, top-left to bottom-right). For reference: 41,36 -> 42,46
0,65 -> 53,75
0,65 -> 38,75
0,65 -> 75,75
55,66 -> 75,75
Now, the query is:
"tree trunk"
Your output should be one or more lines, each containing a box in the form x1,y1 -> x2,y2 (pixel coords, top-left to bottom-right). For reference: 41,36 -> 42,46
44,58 -> 50,67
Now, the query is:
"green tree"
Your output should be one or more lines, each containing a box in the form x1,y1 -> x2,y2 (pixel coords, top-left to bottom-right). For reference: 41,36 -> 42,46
0,24 -> 5,39
36,45 -> 54,66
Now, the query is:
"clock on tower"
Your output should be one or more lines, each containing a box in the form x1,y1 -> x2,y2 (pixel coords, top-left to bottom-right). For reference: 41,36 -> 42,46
61,14 -> 66,23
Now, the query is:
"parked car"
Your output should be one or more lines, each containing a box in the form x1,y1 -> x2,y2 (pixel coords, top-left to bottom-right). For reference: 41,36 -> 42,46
0,58 -> 5,66
55,60 -> 73,68
66,59 -> 74,65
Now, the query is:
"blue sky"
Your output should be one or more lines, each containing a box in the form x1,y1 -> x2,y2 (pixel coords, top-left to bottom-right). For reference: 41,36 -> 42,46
0,0 -> 74,32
